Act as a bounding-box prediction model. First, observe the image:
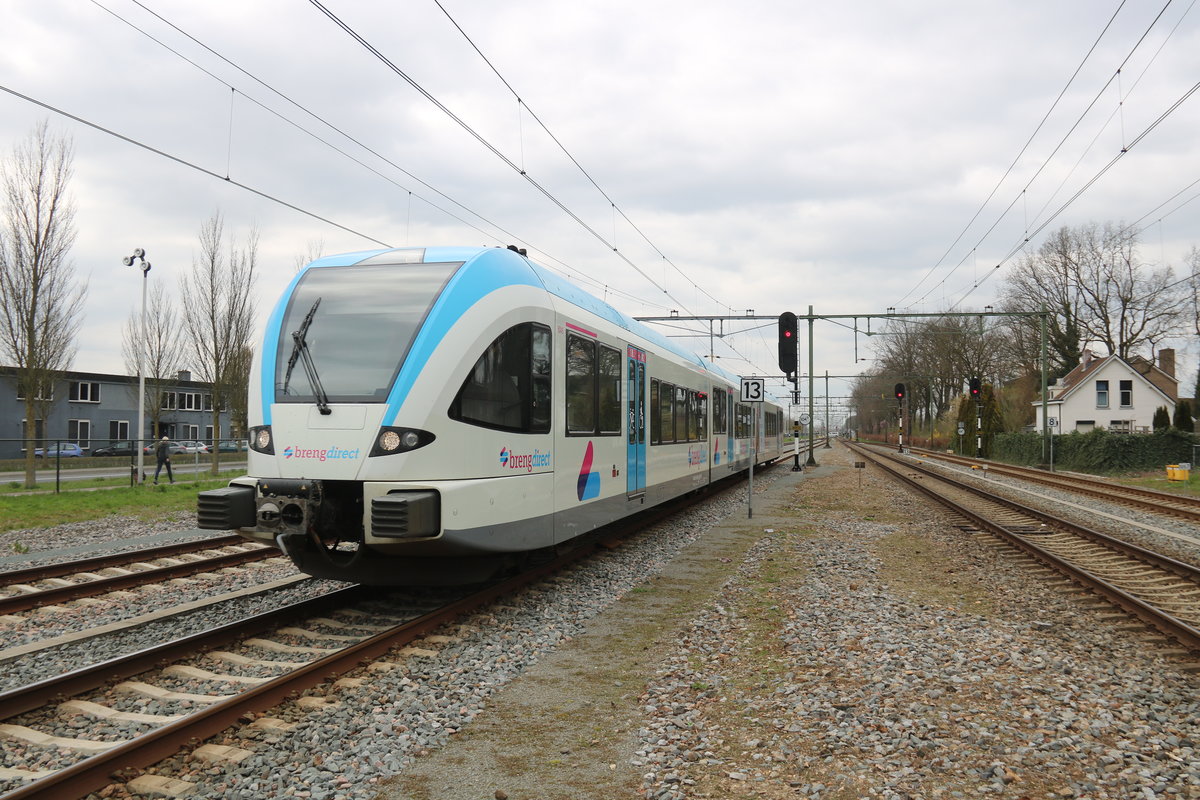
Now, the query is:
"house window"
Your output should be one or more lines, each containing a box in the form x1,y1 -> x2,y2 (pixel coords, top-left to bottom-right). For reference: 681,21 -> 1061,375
19,419 -> 46,450
161,392 -> 176,410
69,381 -> 101,403
1096,380 -> 1109,408
16,382 -> 53,401
1119,380 -> 1132,408
68,419 -> 91,448
109,420 -> 130,441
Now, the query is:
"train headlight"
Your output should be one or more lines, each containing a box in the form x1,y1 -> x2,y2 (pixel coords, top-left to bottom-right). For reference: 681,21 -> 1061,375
370,427 -> 435,457
249,425 -> 274,455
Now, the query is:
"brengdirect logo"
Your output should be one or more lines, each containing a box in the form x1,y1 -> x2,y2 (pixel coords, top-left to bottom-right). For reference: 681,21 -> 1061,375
283,445 -> 361,461
499,446 -> 551,472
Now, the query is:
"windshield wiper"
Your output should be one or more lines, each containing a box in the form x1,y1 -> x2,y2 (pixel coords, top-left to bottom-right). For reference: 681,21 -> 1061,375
282,298 -> 331,415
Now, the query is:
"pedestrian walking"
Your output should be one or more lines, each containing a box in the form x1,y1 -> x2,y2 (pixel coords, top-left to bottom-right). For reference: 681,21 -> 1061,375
154,436 -> 174,484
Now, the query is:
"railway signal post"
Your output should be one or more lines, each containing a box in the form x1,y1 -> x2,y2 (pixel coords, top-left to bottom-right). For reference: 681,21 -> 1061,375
778,312 -> 801,471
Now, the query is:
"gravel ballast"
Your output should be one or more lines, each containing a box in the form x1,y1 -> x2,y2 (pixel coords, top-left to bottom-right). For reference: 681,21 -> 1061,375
5,447 -> 1200,799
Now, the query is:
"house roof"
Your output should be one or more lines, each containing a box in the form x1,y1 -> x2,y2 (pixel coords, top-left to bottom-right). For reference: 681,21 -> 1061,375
1038,353 -> 1175,407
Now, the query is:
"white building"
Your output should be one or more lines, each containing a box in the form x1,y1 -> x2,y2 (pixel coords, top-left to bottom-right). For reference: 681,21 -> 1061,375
1032,349 -> 1177,435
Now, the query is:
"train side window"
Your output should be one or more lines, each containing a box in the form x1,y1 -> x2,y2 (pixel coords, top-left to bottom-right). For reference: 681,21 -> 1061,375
449,322 -> 551,433
686,391 -> 700,441
598,344 -> 622,435
712,388 -> 727,435
674,386 -> 688,443
696,392 -> 707,441
650,379 -> 661,443
566,333 -> 597,435
659,381 -> 675,444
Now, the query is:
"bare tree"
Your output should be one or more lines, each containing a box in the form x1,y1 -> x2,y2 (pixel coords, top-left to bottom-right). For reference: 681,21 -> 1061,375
0,122 -> 85,487
1074,223 -> 1188,360
179,211 -> 257,473
998,226 -> 1085,382
1000,224 -> 1188,375
121,281 -> 186,440
293,238 -> 324,272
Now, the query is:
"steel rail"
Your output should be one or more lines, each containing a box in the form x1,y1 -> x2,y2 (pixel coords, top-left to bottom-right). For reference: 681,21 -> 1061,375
0,547 -> 276,614
902,445 -> 1200,521
0,535 -> 248,584
849,442 -> 1200,652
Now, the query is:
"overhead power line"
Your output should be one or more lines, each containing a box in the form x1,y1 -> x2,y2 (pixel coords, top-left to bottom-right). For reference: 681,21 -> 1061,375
306,0 -> 699,317
85,0 -> 675,314
429,0 -> 728,313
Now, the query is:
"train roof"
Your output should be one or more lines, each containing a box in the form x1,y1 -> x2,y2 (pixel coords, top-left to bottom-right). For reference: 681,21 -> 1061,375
303,246 -> 762,393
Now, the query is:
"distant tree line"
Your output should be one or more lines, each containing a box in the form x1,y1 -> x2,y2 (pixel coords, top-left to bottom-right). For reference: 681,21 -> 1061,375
851,222 -> 1199,448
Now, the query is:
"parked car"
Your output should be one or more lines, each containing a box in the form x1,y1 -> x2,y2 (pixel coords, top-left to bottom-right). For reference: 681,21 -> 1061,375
92,440 -> 137,457
177,441 -> 210,454
34,443 -> 85,458
217,439 -> 247,452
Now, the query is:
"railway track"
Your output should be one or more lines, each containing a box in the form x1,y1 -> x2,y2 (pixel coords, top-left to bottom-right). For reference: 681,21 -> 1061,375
1,463 -> 786,799
898,444 -> 1200,523
847,442 -> 1200,654
0,536 -> 275,615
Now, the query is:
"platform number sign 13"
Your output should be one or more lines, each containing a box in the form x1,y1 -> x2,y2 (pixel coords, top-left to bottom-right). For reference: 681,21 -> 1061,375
740,378 -> 765,403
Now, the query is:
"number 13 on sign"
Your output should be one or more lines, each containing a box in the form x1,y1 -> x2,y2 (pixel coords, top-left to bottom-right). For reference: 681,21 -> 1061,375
740,378 -> 765,403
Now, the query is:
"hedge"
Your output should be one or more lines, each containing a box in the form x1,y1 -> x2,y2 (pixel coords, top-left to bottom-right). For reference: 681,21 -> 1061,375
991,428 -> 1198,473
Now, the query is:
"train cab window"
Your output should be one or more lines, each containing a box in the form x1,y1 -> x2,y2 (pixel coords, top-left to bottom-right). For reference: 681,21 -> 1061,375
450,322 -> 551,433
712,388 -> 727,434
566,334 -> 622,437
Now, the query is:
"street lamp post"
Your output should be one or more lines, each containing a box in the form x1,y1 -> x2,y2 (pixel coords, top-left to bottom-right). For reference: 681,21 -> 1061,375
123,249 -> 151,484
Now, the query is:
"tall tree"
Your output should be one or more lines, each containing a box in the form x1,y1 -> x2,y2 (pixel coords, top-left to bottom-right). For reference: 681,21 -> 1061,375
121,281 -> 186,441
998,226 -> 1084,382
0,122 -> 86,487
1073,222 -> 1188,360
179,211 -> 257,473
1001,224 -> 1188,376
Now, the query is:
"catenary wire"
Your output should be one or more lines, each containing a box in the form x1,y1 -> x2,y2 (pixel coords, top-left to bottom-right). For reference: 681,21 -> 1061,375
893,0 -> 1132,308
90,0 -> 674,315
429,0 -> 729,314
930,3 -> 1195,309
306,0 -> 699,317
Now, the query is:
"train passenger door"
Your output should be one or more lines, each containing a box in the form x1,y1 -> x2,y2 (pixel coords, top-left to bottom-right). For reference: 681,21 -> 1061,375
626,345 -> 647,496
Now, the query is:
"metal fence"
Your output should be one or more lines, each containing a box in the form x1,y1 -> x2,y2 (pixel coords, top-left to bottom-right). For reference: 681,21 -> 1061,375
0,437 -> 247,492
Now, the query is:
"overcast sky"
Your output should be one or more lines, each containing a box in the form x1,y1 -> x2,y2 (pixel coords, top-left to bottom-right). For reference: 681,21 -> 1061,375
2,0 -> 1199,408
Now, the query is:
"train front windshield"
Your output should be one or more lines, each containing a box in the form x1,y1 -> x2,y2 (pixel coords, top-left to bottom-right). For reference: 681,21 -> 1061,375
274,262 -> 460,403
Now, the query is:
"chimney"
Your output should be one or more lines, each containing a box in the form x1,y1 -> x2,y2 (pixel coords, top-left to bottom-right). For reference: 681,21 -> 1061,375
1158,348 -> 1175,378
1080,349 -> 1092,371
177,370 -> 192,382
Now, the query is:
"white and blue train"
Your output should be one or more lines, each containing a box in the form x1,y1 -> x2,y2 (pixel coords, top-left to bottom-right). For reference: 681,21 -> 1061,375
198,245 -> 786,584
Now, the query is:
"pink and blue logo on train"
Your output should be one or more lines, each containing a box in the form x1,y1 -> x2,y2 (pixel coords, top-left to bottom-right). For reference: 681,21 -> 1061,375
577,441 -> 600,501
688,445 -> 707,466
499,447 -> 510,467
